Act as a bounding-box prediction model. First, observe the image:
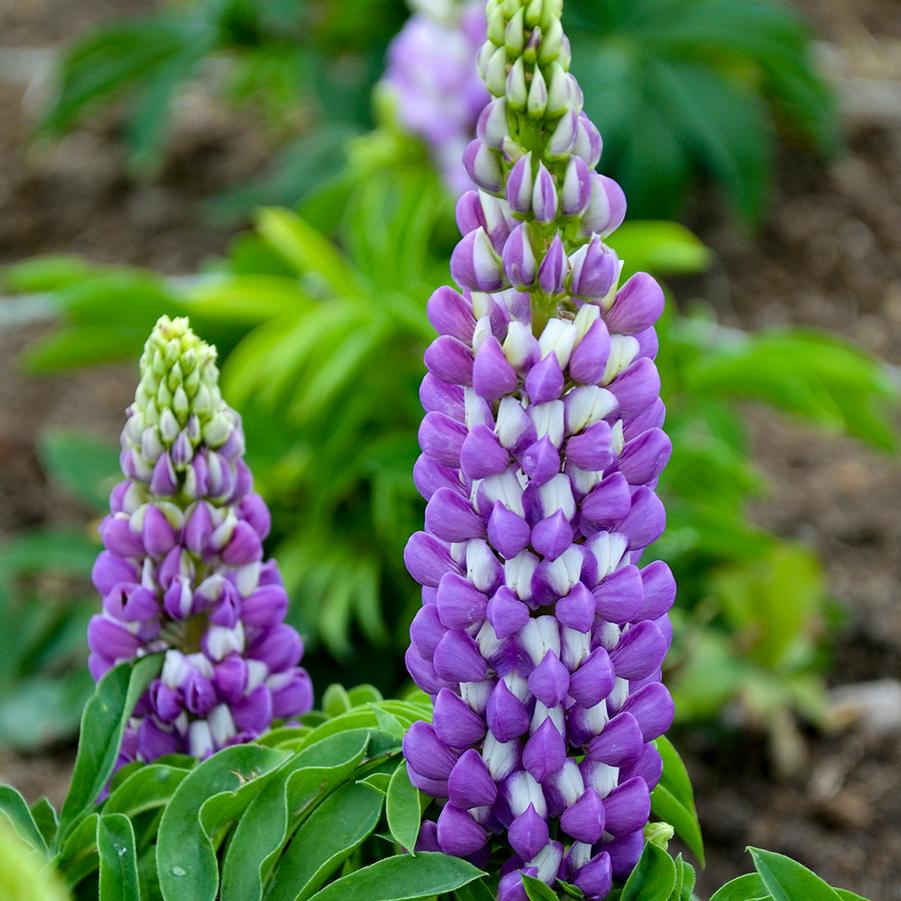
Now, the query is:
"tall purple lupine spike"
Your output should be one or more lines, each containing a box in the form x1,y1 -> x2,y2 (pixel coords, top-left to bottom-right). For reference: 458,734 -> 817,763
403,2 -> 675,897
88,316 -> 312,766
383,1 -> 490,194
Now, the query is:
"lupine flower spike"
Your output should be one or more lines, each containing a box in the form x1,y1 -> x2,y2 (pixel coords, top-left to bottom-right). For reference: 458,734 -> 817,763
88,316 -> 313,766
384,0 -> 489,194
403,1 -> 675,897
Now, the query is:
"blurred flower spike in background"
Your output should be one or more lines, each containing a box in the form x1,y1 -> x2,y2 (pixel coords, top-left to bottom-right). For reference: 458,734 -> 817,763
88,316 -> 312,766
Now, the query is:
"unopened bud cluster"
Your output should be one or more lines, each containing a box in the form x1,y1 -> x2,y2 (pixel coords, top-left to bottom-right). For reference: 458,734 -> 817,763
88,317 -> 312,766
403,2 -> 675,898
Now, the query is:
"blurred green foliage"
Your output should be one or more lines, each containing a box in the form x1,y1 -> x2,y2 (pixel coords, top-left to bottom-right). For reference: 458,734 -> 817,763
36,0 -> 835,224
0,428 -> 121,749
2,151 -> 895,750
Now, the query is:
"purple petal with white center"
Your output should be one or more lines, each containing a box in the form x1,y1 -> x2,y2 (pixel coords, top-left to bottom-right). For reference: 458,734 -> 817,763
617,427 -> 671,485
570,237 -> 617,300
461,425 -> 510,480
403,721 -> 458,781
413,454 -> 462,501
433,630 -> 488,683
606,272 -> 665,335
427,286 -> 476,342
506,152 -> 533,214
509,804 -> 550,861
462,139 -> 503,194
409,602 -> 445,660
610,620 -> 667,681
419,373 -> 465,419
565,420 -> 613,471
525,353 -> 564,404
424,335 -> 474,386
405,645 -> 447,694
404,532 -> 457,588
531,510 -> 573,561
448,748 -> 498,809
537,236 -> 567,295
621,742 -> 663,790
433,688 -> 487,748
488,503 -> 532,560
528,651 -> 570,707
503,223 -> 537,289
523,718 -> 566,782
487,679 -> 531,741
603,775 -> 650,837
569,646 -> 615,707
520,436 -> 561,487
556,582 -> 596,632
451,227 -> 505,292
425,487 -> 485,543
436,572 -> 489,629
531,164 -> 558,223
592,564 -> 643,624
487,586 -> 531,639
561,788 -> 605,843
638,560 -> 676,619
587,711 -> 644,766
621,682 -> 675,741
569,320 -> 611,386
581,473 -> 632,529
573,851 -> 612,900
561,155 -> 592,216
610,358 -> 661,419
437,804 -> 487,856
618,486 -> 666,550
473,335 -> 518,401
231,684 -> 273,735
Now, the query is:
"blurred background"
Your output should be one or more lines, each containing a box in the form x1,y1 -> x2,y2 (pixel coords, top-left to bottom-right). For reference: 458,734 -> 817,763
0,0 -> 899,897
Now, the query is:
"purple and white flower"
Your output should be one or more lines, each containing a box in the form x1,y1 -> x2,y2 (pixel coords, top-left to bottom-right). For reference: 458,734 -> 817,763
403,2 -> 675,897
88,316 -> 313,766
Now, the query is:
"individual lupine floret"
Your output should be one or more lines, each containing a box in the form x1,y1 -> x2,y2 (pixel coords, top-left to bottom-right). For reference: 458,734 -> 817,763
383,0 -> 490,193
403,1 -> 675,897
88,316 -> 312,766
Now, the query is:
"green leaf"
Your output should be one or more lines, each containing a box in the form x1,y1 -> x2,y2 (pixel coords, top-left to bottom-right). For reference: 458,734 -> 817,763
609,221 -> 712,278
834,891 -> 871,901
386,761 -> 421,853
55,811 -> 100,887
267,781 -> 384,901
0,785 -> 47,853
454,881 -> 496,901
103,764 -> 188,818
652,737 -> 704,866
709,873 -> 770,901
97,813 -> 140,901
620,842 -> 678,901
323,683 -> 353,719
22,324 -> 148,372
522,874 -> 559,900
749,848 -> 842,901
38,428 -> 119,510
156,743 -> 290,901
0,526 -> 97,575
305,852 -> 485,901
256,208 -> 359,297
29,797 -> 59,849
58,655 -> 162,844
219,729 -> 371,901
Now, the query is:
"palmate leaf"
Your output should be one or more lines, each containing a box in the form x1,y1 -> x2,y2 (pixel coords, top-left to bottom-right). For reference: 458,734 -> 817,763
566,0 -> 835,221
37,16 -> 208,138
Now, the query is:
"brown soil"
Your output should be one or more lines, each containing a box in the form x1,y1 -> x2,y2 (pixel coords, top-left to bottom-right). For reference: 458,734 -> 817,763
1,0 -> 900,897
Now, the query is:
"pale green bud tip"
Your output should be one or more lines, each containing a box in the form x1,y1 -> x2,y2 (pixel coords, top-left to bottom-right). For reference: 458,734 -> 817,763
136,316 -> 224,426
644,821 -> 675,850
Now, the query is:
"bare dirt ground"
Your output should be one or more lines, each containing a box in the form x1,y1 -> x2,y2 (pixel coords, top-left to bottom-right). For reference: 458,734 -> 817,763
0,0 -> 899,895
